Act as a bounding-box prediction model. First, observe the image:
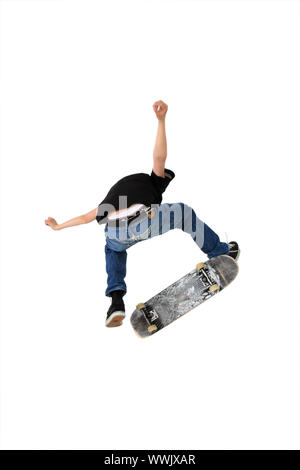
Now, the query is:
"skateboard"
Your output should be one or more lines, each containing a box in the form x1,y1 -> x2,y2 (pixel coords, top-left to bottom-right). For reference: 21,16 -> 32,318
130,254 -> 238,338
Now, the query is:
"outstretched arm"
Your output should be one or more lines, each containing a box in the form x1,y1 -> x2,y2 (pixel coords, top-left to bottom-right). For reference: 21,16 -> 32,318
152,100 -> 168,177
45,208 -> 97,231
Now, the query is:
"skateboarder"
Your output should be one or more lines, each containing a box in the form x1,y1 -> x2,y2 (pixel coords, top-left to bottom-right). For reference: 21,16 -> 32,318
45,100 -> 240,327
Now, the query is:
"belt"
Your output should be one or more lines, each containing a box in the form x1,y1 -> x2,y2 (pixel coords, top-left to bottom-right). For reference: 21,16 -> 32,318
109,206 -> 152,228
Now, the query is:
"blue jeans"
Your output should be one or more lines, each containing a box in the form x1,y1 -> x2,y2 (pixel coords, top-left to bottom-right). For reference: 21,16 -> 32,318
104,202 -> 229,296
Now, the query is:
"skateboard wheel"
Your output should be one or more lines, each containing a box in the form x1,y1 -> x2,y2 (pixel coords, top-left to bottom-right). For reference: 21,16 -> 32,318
196,262 -> 205,271
136,303 -> 146,311
148,325 -> 158,334
209,284 -> 219,293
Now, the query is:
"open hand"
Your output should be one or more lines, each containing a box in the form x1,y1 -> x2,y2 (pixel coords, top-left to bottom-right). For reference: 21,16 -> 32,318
153,100 -> 168,120
45,217 -> 59,230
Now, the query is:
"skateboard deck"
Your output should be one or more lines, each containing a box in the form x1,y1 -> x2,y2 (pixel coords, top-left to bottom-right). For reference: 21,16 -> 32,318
130,254 -> 238,338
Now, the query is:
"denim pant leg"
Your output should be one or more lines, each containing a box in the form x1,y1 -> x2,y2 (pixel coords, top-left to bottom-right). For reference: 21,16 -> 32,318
104,238 -> 128,297
104,222 -> 145,297
202,223 -> 230,258
148,203 -> 229,259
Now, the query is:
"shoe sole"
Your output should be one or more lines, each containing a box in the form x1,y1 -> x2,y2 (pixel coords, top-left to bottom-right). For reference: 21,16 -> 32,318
106,311 -> 125,327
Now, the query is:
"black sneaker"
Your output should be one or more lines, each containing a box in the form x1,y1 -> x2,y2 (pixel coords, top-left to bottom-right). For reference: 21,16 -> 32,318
106,290 -> 126,327
227,241 -> 240,261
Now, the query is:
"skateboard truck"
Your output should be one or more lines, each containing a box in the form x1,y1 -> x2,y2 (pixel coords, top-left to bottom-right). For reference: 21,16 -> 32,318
196,262 -> 219,294
136,303 -> 160,334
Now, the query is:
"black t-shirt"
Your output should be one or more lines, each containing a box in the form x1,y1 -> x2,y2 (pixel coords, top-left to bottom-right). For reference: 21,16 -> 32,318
96,168 -> 175,224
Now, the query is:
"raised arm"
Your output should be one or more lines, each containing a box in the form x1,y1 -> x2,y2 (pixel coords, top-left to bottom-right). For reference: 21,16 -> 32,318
45,208 -> 97,231
152,100 -> 168,177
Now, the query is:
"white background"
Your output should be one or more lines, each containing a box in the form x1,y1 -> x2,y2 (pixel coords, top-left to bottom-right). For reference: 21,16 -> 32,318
0,0 -> 299,450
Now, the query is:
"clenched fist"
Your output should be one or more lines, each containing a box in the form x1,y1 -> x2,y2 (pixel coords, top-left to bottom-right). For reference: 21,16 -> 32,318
45,217 -> 59,230
153,100 -> 168,121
